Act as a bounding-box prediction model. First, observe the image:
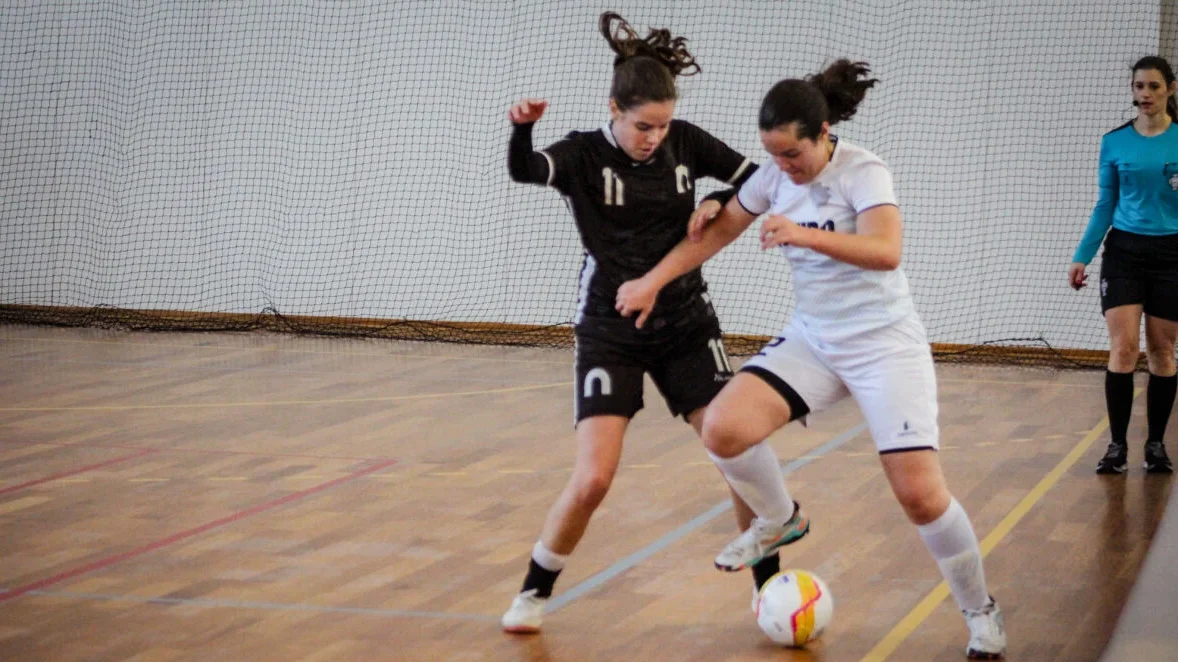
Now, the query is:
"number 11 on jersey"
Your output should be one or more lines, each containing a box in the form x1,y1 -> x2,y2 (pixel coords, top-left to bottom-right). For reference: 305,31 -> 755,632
708,338 -> 733,373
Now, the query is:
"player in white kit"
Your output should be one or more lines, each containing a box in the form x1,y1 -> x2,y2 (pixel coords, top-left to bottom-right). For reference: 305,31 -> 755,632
615,60 -> 1006,659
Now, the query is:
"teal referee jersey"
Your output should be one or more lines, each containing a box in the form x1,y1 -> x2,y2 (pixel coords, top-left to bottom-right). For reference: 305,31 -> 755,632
1073,121 -> 1178,265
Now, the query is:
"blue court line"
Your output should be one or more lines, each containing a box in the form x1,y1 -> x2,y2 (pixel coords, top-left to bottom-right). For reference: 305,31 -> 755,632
546,421 -> 869,613
16,589 -> 498,622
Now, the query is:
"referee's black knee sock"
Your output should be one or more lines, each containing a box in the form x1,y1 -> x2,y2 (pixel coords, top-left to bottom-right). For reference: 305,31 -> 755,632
1147,373 -> 1177,444
1106,370 -> 1135,445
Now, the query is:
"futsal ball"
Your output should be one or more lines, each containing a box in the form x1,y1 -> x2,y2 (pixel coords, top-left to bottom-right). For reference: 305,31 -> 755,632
755,569 -> 833,647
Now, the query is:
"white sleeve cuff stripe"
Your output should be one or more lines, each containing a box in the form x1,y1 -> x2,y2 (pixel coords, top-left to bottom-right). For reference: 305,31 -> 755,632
725,158 -> 752,184
539,151 -> 556,187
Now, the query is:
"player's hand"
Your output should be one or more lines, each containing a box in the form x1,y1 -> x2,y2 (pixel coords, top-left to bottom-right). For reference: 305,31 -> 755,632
760,215 -> 812,250
1068,262 -> 1088,290
688,199 -> 723,242
508,98 -> 548,125
616,275 -> 660,329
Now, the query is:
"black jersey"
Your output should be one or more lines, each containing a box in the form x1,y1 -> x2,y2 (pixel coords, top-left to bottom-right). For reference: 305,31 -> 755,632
509,119 -> 755,323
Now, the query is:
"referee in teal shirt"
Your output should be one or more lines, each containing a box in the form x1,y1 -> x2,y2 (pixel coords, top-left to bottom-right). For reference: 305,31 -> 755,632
1070,56 -> 1178,475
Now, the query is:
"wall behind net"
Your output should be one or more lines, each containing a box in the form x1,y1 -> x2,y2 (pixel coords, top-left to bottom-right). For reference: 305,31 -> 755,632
1,1 -> 1171,365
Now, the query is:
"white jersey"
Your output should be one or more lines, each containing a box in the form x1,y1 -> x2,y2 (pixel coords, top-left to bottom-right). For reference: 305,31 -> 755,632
737,138 -> 918,343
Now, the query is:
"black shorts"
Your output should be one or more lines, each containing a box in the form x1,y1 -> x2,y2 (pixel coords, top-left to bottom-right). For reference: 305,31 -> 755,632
1100,228 -> 1178,321
573,297 -> 733,424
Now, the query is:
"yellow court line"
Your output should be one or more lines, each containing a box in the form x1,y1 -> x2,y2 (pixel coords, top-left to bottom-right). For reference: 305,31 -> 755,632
0,336 -> 573,366
0,381 -> 571,412
858,388 -> 1140,662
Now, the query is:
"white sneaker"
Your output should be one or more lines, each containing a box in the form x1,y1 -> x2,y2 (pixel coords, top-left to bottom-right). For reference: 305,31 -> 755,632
714,505 -> 810,572
963,597 -> 1006,659
501,589 -> 546,634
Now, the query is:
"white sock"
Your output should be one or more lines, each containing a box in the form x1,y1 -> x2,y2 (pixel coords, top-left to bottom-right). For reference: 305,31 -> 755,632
917,498 -> 989,611
532,540 -> 569,572
708,442 -> 795,524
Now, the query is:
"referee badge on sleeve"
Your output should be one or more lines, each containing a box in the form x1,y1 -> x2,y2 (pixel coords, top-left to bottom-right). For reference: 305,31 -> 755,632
1101,278 -> 1108,296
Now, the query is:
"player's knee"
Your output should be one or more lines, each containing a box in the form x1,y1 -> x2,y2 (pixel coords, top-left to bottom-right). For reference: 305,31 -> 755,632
701,408 -> 750,458
570,470 -> 614,510
1145,344 -> 1176,375
1146,352 -> 1175,375
1108,343 -> 1140,371
893,483 -> 946,525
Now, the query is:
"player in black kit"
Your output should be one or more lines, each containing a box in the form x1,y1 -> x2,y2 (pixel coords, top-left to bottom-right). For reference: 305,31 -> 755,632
500,12 -> 769,633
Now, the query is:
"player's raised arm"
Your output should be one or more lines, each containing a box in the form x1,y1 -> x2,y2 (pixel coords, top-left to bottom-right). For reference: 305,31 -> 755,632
506,98 -> 552,185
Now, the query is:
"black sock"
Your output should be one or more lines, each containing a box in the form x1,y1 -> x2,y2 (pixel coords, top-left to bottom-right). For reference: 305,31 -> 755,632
752,553 -> 781,590
1106,370 -> 1135,445
1147,373 -> 1177,443
521,558 -> 562,598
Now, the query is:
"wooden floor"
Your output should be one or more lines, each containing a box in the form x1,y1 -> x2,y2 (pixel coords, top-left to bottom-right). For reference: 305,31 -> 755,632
0,325 -> 1172,662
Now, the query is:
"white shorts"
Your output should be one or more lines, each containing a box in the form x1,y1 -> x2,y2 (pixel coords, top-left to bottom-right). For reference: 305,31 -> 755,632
741,316 -> 939,454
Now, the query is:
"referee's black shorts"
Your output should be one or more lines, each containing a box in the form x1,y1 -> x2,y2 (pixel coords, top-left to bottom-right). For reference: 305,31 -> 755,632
1100,228 -> 1178,321
572,296 -> 733,425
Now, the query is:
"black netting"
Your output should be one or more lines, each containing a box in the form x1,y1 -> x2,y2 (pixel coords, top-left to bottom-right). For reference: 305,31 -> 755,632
3,1 -> 1174,368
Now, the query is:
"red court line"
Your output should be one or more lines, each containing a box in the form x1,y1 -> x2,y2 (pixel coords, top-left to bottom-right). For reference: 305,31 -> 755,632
0,459 -> 397,603
0,449 -> 157,496
0,439 -> 383,463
